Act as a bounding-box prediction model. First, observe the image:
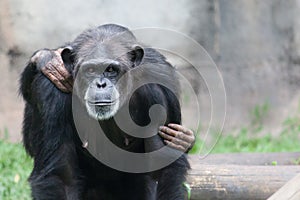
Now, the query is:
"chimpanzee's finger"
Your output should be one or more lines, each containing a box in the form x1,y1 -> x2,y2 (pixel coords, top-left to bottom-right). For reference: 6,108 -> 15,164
52,59 -> 70,78
42,57 -> 73,92
164,140 -> 186,152
168,123 -> 194,136
170,136 -> 191,149
41,63 -> 72,93
159,126 -> 194,144
52,51 -> 74,86
42,70 -> 70,93
158,130 -> 174,141
159,126 -> 179,137
159,131 -> 191,149
41,49 -> 73,90
51,62 -> 73,91
167,124 -> 195,145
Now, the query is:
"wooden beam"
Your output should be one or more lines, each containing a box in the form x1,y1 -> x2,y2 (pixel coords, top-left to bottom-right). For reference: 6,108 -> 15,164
187,165 -> 300,200
267,173 -> 300,200
187,153 -> 300,200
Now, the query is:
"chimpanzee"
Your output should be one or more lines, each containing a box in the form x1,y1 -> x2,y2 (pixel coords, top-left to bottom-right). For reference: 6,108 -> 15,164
20,24 -> 192,200
34,47 -> 195,152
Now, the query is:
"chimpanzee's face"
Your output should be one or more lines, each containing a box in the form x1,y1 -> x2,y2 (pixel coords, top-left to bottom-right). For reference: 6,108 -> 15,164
77,59 -> 123,120
72,42 -> 144,120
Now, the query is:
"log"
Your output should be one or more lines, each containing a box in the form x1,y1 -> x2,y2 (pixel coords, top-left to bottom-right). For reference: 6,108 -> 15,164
187,165 -> 300,200
187,153 -> 300,200
267,173 -> 300,200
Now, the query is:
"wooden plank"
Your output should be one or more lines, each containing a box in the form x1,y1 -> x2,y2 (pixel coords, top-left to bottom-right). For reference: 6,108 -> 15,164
186,164 -> 300,200
267,173 -> 300,200
188,152 -> 300,166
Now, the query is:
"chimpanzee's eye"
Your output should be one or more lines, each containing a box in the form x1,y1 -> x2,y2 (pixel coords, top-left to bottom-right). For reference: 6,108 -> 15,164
105,65 -> 119,76
85,66 -> 96,75
88,67 -> 95,73
106,66 -> 114,72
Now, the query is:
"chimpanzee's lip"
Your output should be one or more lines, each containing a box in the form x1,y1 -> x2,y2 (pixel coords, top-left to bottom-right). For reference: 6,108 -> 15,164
87,99 -> 117,106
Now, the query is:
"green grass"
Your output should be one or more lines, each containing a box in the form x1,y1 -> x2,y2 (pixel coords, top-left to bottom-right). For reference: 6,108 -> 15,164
0,139 -> 32,200
190,103 -> 300,154
210,127 -> 300,153
190,130 -> 300,155
190,130 -> 300,154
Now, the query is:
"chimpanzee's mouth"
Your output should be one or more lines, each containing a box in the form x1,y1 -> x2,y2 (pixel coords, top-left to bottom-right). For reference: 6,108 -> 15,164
88,100 -> 117,106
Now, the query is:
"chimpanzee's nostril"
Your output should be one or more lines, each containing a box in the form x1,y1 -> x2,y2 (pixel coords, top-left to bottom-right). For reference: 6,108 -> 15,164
96,81 -> 107,88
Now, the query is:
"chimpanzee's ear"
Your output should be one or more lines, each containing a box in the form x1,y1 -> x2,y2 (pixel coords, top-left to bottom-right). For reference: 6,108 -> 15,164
61,46 -> 74,65
128,45 -> 144,67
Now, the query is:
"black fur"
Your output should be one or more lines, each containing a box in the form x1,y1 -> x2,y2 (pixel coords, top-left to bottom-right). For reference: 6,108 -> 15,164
20,24 -> 190,200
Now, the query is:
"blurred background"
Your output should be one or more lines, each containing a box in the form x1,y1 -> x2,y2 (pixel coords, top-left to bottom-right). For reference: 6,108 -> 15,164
1,1 -> 300,199
1,0 -> 300,141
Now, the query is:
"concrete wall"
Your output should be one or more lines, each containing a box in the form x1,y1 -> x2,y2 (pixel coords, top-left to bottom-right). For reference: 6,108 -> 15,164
1,0 -> 300,141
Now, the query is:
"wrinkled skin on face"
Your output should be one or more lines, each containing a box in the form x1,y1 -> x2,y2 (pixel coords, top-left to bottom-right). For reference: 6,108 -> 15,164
71,38 -> 144,120
75,60 -> 123,120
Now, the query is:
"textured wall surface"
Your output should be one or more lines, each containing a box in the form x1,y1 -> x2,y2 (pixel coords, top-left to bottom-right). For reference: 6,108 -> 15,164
0,0 -> 300,140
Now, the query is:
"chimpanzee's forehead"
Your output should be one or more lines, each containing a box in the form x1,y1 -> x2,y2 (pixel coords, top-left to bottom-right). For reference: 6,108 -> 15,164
77,41 -> 130,61
81,58 -> 120,68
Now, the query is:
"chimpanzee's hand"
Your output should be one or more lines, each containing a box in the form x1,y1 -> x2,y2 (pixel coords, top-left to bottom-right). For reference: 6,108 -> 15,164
159,124 -> 195,152
30,48 -> 73,93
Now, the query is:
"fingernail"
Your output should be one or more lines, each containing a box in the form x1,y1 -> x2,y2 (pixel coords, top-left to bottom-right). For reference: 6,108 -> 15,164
168,123 -> 175,127
159,126 -> 164,130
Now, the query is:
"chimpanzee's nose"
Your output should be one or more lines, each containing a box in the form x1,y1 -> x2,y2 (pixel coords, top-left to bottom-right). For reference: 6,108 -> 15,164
96,78 -> 107,88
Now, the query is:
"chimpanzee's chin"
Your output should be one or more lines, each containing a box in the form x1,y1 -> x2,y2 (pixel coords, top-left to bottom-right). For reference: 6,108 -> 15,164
85,101 -> 119,120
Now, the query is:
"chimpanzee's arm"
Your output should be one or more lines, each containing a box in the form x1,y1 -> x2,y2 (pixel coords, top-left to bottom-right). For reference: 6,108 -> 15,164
20,49 -> 82,200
